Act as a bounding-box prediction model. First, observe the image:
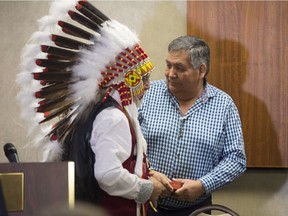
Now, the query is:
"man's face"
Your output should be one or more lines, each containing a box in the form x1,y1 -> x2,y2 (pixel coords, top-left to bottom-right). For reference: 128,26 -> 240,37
142,72 -> 150,91
164,50 -> 205,100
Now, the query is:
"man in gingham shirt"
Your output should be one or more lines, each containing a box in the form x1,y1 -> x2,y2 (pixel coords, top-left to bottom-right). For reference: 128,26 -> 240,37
139,35 -> 246,216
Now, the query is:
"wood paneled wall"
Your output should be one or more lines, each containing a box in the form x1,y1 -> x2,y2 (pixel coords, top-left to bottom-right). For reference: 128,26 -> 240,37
187,1 -> 288,167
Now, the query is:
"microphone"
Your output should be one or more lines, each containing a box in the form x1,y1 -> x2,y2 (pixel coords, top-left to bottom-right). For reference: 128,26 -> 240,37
3,143 -> 20,163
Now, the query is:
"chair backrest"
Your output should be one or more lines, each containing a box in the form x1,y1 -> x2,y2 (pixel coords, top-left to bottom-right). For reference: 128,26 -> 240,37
189,204 -> 240,216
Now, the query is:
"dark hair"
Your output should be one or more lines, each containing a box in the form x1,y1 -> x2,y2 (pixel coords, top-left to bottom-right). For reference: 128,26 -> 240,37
168,35 -> 210,75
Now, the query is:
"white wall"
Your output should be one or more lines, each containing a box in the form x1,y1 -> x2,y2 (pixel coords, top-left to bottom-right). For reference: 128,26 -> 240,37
214,169 -> 288,216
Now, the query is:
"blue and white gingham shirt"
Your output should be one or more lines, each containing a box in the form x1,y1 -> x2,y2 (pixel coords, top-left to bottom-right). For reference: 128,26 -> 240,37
138,80 -> 246,208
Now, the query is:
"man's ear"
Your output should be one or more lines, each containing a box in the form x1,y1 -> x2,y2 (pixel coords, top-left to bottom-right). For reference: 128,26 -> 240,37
199,64 -> 207,78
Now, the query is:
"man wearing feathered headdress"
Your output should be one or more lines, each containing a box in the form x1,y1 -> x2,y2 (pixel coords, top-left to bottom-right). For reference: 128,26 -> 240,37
17,1 -> 172,215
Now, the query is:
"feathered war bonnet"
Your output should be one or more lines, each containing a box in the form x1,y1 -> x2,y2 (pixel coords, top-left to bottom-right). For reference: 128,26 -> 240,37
17,0 -> 154,161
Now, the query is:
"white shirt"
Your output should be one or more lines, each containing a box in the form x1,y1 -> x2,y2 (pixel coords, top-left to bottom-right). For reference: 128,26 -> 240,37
90,94 -> 152,203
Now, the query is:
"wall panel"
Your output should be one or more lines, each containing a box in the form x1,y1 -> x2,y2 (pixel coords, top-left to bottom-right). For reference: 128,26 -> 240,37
188,1 -> 288,167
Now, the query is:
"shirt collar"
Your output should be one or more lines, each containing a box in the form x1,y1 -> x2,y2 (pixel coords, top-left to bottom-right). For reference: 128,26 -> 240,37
199,80 -> 216,104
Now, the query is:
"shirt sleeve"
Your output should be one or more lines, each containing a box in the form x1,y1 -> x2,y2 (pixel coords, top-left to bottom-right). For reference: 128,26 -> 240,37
90,106 -> 152,202
199,101 -> 247,194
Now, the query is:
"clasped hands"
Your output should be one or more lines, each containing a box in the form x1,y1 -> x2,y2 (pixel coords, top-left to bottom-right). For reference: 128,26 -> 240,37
149,170 -> 205,208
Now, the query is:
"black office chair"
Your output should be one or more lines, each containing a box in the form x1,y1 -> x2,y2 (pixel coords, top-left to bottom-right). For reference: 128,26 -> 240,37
189,204 -> 240,216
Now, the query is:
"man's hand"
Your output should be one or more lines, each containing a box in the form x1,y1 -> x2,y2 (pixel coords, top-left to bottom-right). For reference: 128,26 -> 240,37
149,176 -> 166,208
150,170 -> 174,197
172,179 -> 205,202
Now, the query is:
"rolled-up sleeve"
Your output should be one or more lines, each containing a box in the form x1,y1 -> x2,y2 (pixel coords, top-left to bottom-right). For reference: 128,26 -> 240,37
200,102 -> 247,193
